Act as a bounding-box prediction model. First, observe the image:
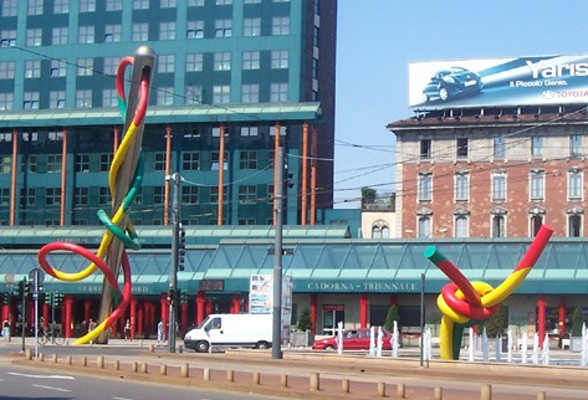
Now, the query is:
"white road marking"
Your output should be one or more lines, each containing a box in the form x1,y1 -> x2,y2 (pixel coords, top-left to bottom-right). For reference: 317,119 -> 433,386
7,372 -> 75,380
112,397 -> 135,400
32,384 -> 71,392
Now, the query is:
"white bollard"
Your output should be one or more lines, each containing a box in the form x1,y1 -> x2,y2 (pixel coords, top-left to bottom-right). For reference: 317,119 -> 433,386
336,321 -> 343,355
468,327 -> 475,362
507,329 -> 513,363
532,333 -> 539,365
521,333 -> 528,365
376,326 -> 383,358
369,326 -> 376,357
392,320 -> 399,359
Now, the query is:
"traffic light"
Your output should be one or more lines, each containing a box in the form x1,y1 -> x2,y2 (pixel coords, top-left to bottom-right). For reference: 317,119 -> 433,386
17,281 -> 24,298
2,292 -> 10,305
178,226 -> 186,271
286,172 -> 294,189
53,292 -> 64,307
179,289 -> 188,305
23,281 -> 31,296
167,288 -> 176,304
44,291 -> 53,305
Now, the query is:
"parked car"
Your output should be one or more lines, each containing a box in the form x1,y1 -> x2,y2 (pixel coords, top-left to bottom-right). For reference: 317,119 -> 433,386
311,327 -> 392,351
422,67 -> 483,102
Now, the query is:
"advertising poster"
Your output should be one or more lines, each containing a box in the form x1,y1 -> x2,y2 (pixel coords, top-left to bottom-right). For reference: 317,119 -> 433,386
249,274 -> 293,343
409,55 -> 588,109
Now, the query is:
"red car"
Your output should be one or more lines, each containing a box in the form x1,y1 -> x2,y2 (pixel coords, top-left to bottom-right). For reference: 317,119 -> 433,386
311,327 -> 392,351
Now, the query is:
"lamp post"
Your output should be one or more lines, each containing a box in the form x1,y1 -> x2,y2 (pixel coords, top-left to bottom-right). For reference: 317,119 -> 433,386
419,272 -> 426,367
167,172 -> 181,353
272,147 -> 284,360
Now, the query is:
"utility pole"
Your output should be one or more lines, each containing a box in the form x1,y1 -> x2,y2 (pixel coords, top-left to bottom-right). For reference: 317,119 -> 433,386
272,147 -> 284,360
167,172 -> 181,353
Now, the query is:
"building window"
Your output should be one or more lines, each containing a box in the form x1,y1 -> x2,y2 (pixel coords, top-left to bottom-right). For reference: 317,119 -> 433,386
455,215 -> 469,238
215,19 -> 232,37
418,173 -> 432,202
159,21 -> 176,40
185,86 -> 202,104
418,216 -> 431,238
0,93 -> 13,110
132,23 -> 149,41
46,155 -> 62,173
0,61 -> 15,79
210,186 -> 226,203
420,139 -> 431,159
271,50 -> 289,69
50,60 -> 66,77
100,154 -> 113,172
569,214 -> 582,237
25,60 -> 41,78
21,154 -> 37,173
185,53 -> 203,72
104,24 -> 122,42
272,17 -> 290,35
106,0 -> 123,11
241,126 -> 258,137
238,185 -> 256,203
46,188 -> 62,206
181,186 -> 199,204
186,21 -> 204,39
213,85 -> 230,104
242,51 -> 260,70
0,188 -> 9,206
99,187 -> 111,205
0,30 -> 16,47
242,84 -> 259,103
161,0 -> 177,7
570,134 -> 582,157
0,156 -> 10,174
153,186 -> 164,204
456,138 -> 468,159
158,54 -> 175,73
239,151 -> 257,169
530,214 -> 543,237
28,0 -> 43,15
52,27 -> 68,45
214,52 -> 231,71
270,83 -> 288,102
1,0 -> 17,17
151,153 -> 165,171
156,87 -> 173,106
568,169 -> 583,200
49,91 -> 66,109
75,154 -> 90,173
531,136 -> 543,158
494,137 -> 505,159
244,18 -> 261,37
78,26 -> 95,44
26,29 -> 43,47
20,188 -> 36,207
77,58 -> 93,76
103,57 -> 120,75
211,151 -> 228,170
216,0 -> 232,4
492,215 -> 505,238
74,187 -> 89,206
80,0 -> 96,12
182,152 -> 200,170
53,0 -> 69,13
455,172 -> 469,201
530,170 -> 544,201
189,0 -> 204,5
76,90 -> 92,108
102,89 -> 117,107
492,171 -> 506,201
23,92 -> 40,110
133,0 -> 149,9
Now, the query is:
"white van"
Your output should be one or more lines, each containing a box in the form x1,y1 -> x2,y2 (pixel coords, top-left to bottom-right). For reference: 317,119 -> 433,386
183,313 -> 273,353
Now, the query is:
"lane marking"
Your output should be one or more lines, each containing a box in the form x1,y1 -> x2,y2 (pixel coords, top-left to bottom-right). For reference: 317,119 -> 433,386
7,372 -> 75,380
32,384 -> 71,392
112,397 -> 135,400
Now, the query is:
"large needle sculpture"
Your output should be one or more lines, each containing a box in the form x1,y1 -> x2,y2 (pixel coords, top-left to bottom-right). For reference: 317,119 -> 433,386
37,47 -> 154,344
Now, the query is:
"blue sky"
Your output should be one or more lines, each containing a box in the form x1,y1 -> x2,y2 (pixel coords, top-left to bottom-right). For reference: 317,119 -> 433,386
333,0 -> 588,208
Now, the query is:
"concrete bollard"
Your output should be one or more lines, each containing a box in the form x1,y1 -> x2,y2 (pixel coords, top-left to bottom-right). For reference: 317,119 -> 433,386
227,370 -> 234,382
38,353 -> 44,362
140,362 -> 148,374
481,384 -> 492,400
537,392 -> 546,400
253,371 -> 261,385
131,361 -> 138,373
435,386 -> 443,400
179,345 -> 183,353
377,382 -> 386,397
66,355 -> 72,365
25,349 -> 32,360
97,356 -> 104,369
397,383 -> 406,399
160,364 -> 167,375
180,363 -> 189,378
280,374 -> 288,388
113,360 -> 120,370
51,354 -> 57,363
310,373 -> 320,391
203,368 -> 210,381
149,344 -> 155,352
81,356 -> 87,367
342,379 -> 350,393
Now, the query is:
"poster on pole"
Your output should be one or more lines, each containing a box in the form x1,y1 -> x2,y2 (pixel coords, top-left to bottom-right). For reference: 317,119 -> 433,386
249,274 -> 293,343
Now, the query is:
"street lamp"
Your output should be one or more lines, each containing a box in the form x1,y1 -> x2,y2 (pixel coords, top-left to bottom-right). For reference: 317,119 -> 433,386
419,272 -> 426,367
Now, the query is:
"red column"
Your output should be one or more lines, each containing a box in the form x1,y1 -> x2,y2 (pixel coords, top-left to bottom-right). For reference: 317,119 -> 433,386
196,292 -> 205,325
389,295 -> 398,306
231,294 -> 241,314
558,298 -> 566,337
64,296 -> 74,338
537,296 -> 546,349
1,305 -> 9,327
84,299 -> 91,322
137,306 -> 144,338
160,294 -> 169,339
42,303 -> 49,327
180,302 -> 188,333
360,293 -> 369,328
310,294 -> 318,334
130,298 -> 137,340
204,300 -> 212,317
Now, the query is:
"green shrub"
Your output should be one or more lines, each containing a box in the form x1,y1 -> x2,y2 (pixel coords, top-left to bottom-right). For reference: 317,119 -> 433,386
383,305 -> 400,332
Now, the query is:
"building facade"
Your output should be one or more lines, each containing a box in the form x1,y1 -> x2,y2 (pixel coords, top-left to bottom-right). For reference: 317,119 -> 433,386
0,0 -> 337,226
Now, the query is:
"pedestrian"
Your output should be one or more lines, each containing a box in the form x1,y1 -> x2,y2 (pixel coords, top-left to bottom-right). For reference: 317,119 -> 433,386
2,319 -> 9,342
88,318 -> 96,345
157,320 -> 165,345
124,319 -> 131,341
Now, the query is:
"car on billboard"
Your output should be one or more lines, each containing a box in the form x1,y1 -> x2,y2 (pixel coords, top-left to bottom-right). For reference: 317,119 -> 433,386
422,67 -> 483,102
311,327 -> 392,351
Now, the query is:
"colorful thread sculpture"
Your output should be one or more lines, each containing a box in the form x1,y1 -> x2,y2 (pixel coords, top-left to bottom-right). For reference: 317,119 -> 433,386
425,225 -> 553,360
37,48 -> 153,345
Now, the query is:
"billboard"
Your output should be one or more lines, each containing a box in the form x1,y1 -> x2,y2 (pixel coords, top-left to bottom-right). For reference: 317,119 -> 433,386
409,55 -> 588,109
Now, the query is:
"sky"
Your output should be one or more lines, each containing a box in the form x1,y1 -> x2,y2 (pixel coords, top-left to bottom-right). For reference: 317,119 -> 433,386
333,0 -> 588,208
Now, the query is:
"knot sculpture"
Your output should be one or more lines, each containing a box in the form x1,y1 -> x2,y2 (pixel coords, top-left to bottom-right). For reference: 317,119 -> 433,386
425,225 -> 553,360
37,48 -> 153,345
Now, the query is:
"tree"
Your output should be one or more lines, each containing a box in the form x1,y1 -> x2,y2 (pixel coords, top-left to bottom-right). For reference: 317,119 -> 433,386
361,187 -> 377,208
477,304 -> 508,337
383,305 -> 400,332
571,307 -> 584,337
297,307 -> 312,332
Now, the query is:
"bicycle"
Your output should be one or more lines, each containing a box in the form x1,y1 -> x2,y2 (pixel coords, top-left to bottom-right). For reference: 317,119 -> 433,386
37,326 -> 65,346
